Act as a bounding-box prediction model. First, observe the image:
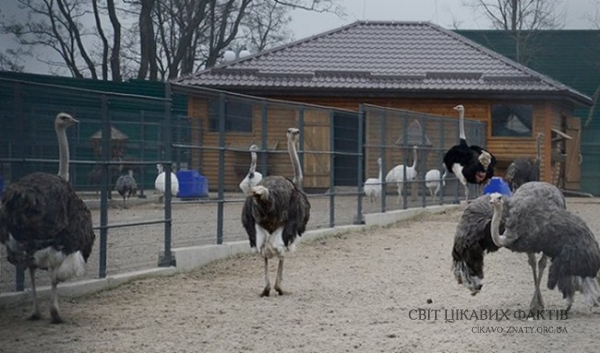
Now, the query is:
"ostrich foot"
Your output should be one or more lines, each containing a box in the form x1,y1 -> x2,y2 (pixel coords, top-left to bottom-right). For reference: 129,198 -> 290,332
27,311 -> 42,321
260,286 -> 271,297
529,294 -> 544,313
274,286 -> 284,296
564,296 -> 574,315
50,307 -> 64,324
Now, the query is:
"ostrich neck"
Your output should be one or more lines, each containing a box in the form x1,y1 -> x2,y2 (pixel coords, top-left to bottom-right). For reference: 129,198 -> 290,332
377,161 -> 382,181
56,127 -> 70,181
249,152 -> 257,174
411,148 -> 418,169
490,203 -> 513,247
458,110 -> 466,140
288,136 -> 303,187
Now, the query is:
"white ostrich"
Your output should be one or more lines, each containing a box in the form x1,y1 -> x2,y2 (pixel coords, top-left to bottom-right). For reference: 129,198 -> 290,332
115,169 -> 137,208
385,145 -> 418,205
425,167 -> 447,202
155,164 -> 179,202
241,128 -> 311,297
239,144 -> 263,195
0,113 -> 95,323
363,157 -> 383,204
453,182 -> 600,313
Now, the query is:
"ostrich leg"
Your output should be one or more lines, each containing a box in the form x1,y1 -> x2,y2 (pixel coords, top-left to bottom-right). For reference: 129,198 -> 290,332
274,258 -> 284,295
261,258 -> 271,297
528,253 -> 545,312
27,266 -> 41,320
49,279 -> 64,324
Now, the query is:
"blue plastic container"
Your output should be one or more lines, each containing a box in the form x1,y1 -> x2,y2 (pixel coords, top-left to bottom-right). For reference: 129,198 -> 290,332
483,176 -> 512,197
176,170 -> 209,198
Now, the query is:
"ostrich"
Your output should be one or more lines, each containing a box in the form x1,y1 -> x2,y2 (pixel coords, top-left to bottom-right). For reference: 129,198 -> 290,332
363,157 -> 383,204
239,144 -> 263,195
488,189 -> 600,313
154,164 -> 179,202
385,146 -> 418,205
452,182 -> 600,313
241,128 -> 311,297
115,169 -> 137,208
425,167 -> 447,202
505,133 -> 543,192
0,113 -> 95,323
443,105 -> 497,201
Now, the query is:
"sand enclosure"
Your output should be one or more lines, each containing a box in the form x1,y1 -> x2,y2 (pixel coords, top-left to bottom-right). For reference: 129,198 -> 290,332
1,199 -> 600,352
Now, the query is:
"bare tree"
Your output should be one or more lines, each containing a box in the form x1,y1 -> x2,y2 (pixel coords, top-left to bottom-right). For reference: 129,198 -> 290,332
1,0 -> 344,80
463,0 -> 565,64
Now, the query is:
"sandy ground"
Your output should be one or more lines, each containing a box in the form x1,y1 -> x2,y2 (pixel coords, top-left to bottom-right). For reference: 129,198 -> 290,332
1,198 -> 600,352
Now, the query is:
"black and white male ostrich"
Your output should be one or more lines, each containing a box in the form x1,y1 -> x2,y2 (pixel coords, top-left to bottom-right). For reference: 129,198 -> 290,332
115,169 -> 137,208
443,105 -> 497,201
241,128 -> 311,297
239,144 -> 263,195
452,182 -> 600,313
505,133 -> 543,192
0,113 -> 95,323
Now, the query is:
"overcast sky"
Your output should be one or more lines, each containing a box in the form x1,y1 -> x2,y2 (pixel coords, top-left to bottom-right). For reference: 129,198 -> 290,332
2,0 -> 599,75
289,0 -> 599,40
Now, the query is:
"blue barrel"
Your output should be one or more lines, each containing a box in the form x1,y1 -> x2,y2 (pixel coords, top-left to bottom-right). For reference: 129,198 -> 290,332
483,176 -> 512,197
176,170 -> 208,198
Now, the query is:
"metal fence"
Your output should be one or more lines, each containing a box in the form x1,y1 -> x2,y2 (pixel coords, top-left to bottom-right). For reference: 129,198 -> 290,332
0,78 -> 487,293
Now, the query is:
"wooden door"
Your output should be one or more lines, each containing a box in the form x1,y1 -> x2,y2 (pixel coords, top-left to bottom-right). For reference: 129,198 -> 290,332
302,110 -> 331,189
564,116 -> 581,190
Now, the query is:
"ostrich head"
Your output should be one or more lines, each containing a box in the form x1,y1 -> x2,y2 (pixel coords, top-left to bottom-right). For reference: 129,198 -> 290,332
55,112 -> 79,130
249,144 -> 259,151
287,128 -> 300,140
376,157 -> 382,165
488,192 -> 504,207
453,105 -> 465,113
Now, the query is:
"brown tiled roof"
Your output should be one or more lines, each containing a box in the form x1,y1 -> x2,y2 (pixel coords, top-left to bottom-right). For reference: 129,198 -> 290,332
173,21 -> 590,105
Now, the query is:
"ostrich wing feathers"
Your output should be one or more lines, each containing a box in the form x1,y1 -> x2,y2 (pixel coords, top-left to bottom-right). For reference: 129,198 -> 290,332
1,173 -> 95,263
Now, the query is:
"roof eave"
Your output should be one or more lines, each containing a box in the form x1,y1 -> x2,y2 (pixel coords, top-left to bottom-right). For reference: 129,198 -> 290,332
182,85 -> 591,107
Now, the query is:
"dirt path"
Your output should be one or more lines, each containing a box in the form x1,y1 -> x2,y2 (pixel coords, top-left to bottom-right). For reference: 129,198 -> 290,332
1,200 -> 600,353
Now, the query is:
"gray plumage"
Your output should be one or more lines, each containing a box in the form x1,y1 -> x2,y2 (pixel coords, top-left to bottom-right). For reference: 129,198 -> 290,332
453,181 -> 600,313
505,133 -> 542,192
0,113 -> 95,324
241,128 -> 310,297
115,169 -> 137,208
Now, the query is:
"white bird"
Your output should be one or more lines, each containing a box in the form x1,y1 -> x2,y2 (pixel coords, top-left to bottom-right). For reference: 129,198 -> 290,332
385,146 -> 418,205
425,167 -> 447,202
155,164 -> 179,202
239,144 -> 263,195
364,157 -> 383,204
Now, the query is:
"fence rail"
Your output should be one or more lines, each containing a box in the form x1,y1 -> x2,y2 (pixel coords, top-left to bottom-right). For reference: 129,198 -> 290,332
0,79 -> 486,294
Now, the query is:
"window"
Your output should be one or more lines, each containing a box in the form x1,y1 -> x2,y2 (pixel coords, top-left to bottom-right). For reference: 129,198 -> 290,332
491,104 -> 533,137
208,99 -> 253,132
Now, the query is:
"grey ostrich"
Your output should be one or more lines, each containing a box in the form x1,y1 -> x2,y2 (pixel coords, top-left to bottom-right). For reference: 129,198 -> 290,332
115,169 -> 137,208
241,128 -> 311,297
505,133 -> 543,192
0,113 -> 96,324
453,182 -> 600,313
